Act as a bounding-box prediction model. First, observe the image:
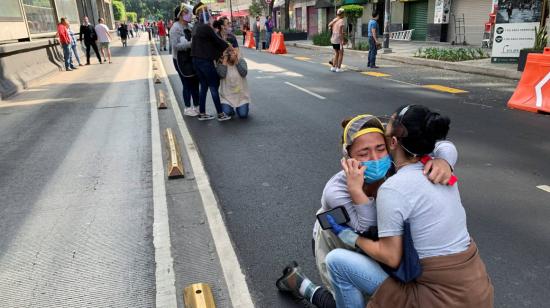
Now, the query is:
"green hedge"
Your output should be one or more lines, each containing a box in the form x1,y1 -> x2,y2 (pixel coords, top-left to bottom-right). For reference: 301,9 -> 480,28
112,0 -> 126,21
126,12 -> 137,23
354,41 -> 369,51
415,47 -> 488,62
312,31 -> 331,46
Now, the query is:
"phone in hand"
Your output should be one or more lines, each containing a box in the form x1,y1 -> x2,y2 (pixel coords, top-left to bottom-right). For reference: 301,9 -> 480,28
317,206 -> 350,230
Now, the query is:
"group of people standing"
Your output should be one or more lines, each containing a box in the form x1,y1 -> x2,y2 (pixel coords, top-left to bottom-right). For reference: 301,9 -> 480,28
276,106 -> 494,307
241,15 -> 274,51
329,10 -> 381,72
57,16 -> 112,71
169,2 -> 250,121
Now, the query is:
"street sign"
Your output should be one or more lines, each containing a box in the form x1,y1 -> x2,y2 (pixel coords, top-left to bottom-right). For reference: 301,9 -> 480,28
266,0 -> 272,4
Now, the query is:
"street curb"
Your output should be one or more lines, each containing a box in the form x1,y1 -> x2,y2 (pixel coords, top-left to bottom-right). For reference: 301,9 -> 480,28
292,42 -> 522,80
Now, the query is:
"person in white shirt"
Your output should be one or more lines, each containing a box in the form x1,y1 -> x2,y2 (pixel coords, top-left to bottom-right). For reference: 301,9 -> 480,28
95,18 -> 113,64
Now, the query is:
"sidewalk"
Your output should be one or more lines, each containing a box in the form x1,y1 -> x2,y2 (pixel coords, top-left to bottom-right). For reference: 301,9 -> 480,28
291,40 -> 522,80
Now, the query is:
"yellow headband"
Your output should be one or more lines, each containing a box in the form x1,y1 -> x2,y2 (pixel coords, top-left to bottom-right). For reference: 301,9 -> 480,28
351,127 -> 384,140
342,114 -> 384,146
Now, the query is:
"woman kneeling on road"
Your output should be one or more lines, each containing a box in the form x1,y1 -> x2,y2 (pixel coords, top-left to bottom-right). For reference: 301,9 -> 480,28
276,113 -> 458,308
326,105 -> 494,307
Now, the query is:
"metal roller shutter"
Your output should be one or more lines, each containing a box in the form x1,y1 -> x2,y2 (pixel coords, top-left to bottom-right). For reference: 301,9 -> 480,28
409,0 -> 429,41
448,0 -> 492,45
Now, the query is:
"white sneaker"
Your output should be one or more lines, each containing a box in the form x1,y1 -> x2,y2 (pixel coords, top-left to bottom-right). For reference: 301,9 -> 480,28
335,68 -> 342,73
330,67 -> 336,72
183,107 -> 198,117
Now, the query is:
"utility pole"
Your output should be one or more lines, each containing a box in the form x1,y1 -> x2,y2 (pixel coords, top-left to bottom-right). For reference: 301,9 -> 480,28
229,0 -> 234,25
383,0 -> 392,52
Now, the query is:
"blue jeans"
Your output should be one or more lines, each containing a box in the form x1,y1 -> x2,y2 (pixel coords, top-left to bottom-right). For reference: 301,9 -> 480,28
62,44 -> 71,70
192,58 -> 223,114
70,44 -> 81,65
173,58 -> 199,108
368,37 -> 377,67
327,249 -> 389,308
221,103 -> 249,118
266,31 -> 272,48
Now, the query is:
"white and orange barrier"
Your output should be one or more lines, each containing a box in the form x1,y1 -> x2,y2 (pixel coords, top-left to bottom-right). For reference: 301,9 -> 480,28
508,47 -> 550,114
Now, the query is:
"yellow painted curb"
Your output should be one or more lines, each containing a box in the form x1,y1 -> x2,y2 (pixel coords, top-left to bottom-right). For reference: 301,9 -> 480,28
423,85 -> 468,94
165,128 -> 185,179
361,72 -> 391,77
183,283 -> 216,308
158,90 -> 168,109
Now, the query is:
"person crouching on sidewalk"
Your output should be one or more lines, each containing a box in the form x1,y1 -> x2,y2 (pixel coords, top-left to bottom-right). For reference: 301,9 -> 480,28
216,46 -> 250,119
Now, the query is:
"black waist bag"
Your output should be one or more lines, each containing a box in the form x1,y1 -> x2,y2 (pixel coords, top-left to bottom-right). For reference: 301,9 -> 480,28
380,220 -> 423,283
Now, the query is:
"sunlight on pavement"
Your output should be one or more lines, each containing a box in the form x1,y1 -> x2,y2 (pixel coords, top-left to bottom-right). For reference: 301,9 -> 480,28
247,58 -> 303,77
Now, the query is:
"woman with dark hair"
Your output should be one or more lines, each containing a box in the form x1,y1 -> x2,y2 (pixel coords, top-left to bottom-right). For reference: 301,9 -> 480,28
323,105 -> 493,307
276,113 -> 459,308
191,2 -> 231,121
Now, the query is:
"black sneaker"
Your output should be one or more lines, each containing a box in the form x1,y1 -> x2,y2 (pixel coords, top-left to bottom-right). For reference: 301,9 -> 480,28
276,261 -> 303,300
198,113 -> 215,121
217,113 -> 231,122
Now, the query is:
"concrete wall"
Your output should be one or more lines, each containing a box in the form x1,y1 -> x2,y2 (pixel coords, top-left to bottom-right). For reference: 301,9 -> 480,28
0,21 -> 28,42
0,39 -> 64,100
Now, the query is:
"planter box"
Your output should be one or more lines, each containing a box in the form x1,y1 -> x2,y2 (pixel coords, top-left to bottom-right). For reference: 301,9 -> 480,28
282,32 -> 308,41
518,49 -> 543,71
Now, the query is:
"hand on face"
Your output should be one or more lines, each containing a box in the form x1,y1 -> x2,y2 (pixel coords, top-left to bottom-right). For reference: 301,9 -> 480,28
341,158 -> 366,192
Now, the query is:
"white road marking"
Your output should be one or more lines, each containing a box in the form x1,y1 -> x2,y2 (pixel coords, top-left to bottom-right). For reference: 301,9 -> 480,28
148,42 -> 178,307
537,185 -> 550,193
284,81 -> 326,100
157,47 -> 255,307
535,72 -> 550,108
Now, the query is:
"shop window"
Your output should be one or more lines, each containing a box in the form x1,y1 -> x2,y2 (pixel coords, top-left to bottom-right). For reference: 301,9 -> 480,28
55,0 -> 80,24
0,0 -> 24,21
22,0 -> 57,34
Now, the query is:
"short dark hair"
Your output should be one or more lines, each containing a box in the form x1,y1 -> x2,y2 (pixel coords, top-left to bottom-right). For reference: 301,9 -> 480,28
390,105 -> 450,157
372,12 -> 379,18
212,19 -> 224,31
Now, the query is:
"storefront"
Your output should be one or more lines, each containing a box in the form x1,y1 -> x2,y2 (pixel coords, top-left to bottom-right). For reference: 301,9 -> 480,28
447,0 -> 494,45
407,0 -> 430,40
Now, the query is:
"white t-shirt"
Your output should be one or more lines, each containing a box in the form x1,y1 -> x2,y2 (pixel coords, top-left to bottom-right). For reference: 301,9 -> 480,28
95,24 -> 111,42
376,162 -> 470,259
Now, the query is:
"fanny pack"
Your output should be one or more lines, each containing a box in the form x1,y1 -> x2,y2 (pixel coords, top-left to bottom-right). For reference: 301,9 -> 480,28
380,220 -> 422,283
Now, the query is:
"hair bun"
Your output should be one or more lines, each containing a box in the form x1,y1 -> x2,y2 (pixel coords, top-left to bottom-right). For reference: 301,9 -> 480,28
424,112 -> 450,141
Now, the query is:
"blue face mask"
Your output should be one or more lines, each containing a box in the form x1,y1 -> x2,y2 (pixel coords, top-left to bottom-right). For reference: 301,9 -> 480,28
361,155 -> 392,183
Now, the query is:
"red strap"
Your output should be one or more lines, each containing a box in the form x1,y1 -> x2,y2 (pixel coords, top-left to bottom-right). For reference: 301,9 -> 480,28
420,155 -> 458,186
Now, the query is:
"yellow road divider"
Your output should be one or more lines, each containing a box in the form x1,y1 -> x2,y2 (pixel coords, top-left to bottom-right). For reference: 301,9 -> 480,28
184,283 -> 216,308
153,64 -> 158,70
423,85 -> 468,94
294,56 -> 311,61
152,57 -> 157,62
361,72 -> 391,77
165,128 -> 185,178
158,90 -> 167,109
154,74 -> 162,84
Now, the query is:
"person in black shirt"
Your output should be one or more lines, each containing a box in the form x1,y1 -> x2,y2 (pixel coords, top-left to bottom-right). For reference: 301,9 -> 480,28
79,16 -> 102,64
191,2 -> 231,121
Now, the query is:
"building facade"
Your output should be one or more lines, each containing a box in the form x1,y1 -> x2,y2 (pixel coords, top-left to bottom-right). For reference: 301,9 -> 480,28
0,0 -> 115,44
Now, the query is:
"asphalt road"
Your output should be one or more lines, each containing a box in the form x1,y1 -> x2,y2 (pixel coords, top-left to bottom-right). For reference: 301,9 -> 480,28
171,46 -> 550,307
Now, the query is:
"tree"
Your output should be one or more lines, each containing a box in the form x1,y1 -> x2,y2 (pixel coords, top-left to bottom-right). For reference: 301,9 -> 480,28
249,0 -> 266,18
342,4 -> 363,49
113,0 -> 127,21
127,12 -> 137,23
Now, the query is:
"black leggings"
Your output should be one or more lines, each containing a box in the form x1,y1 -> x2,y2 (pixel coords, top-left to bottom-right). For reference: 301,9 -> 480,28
312,287 -> 336,308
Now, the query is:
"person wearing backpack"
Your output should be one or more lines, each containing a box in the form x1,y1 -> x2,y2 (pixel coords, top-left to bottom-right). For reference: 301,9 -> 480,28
170,3 -> 200,116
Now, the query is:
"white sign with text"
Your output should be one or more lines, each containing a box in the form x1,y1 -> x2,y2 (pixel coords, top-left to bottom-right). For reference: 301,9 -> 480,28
491,22 -> 537,58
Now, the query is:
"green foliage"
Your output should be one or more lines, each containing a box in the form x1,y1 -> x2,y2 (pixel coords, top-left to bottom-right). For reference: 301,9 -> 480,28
249,0 -> 266,18
312,31 -> 332,46
354,41 -> 370,51
415,47 -> 489,62
126,12 -> 137,23
341,4 -> 363,20
113,0 -> 127,21
273,28 -> 305,33
234,29 -> 243,36
139,17 -> 145,24
534,26 -> 548,50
